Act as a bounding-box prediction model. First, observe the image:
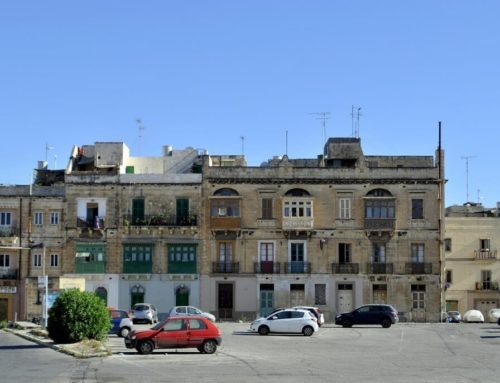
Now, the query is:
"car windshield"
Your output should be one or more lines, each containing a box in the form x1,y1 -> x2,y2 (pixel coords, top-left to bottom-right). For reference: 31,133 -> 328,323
151,321 -> 164,330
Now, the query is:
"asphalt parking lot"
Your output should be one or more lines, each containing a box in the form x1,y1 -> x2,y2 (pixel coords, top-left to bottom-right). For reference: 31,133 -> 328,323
103,322 -> 500,383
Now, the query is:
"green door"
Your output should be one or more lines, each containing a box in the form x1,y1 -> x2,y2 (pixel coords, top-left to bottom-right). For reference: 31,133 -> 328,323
176,198 -> 189,225
0,298 -> 8,321
95,287 -> 108,306
132,199 -> 145,224
176,286 -> 189,306
260,289 -> 274,317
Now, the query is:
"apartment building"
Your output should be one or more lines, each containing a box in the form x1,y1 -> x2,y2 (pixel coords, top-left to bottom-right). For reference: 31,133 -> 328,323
445,203 -> 500,319
201,138 -> 445,322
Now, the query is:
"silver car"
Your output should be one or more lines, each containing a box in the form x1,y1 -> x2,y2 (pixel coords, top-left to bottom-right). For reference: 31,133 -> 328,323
130,303 -> 158,324
167,306 -> 216,322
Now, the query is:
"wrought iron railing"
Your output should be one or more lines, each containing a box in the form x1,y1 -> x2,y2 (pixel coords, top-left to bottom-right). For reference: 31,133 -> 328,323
366,263 -> 394,274
212,262 -> 240,273
405,262 -> 432,274
332,263 -> 360,274
254,261 -> 281,274
284,261 -> 311,274
123,214 -> 197,227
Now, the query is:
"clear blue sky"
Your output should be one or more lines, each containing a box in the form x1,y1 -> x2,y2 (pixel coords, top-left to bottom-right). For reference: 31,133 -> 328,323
1,1 -> 498,208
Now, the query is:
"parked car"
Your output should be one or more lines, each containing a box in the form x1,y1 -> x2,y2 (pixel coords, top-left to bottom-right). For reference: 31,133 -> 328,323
462,309 -> 484,323
250,308 -> 319,336
292,306 -> 325,326
335,304 -> 399,328
446,311 -> 462,323
109,309 -> 134,337
124,315 -> 222,354
167,305 -> 216,322
487,308 -> 500,323
129,303 -> 158,324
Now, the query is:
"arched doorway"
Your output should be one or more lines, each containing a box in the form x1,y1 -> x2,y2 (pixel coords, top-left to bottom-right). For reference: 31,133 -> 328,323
130,284 -> 145,307
175,284 -> 190,306
95,287 -> 108,306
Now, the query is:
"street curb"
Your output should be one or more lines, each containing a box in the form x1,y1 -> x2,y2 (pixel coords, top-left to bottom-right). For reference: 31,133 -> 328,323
2,328 -> 111,359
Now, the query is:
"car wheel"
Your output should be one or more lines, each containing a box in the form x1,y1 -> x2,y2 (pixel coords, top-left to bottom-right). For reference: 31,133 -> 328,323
202,340 -> 217,354
342,319 -> 353,328
302,326 -> 314,336
119,327 -> 130,338
137,340 -> 154,355
381,318 -> 392,328
197,345 -> 204,353
258,325 -> 270,335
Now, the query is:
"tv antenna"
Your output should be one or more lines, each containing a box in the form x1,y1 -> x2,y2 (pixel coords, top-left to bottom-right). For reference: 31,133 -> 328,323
310,112 -> 330,149
136,118 -> 145,154
240,136 -> 245,156
351,106 -> 362,138
461,155 -> 477,202
45,143 -> 53,162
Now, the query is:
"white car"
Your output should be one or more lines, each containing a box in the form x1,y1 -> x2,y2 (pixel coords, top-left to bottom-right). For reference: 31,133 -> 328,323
250,308 -> 319,336
487,308 -> 500,323
463,309 -> 485,323
292,306 -> 325,326
167,305 -> 216,322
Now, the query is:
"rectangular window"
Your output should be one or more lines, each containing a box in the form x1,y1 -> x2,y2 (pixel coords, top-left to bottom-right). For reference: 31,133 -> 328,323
0,212 -> 12,226
211,200 -> 240,217
365,200 -> 395,219
283,201 -> 312,218
480,239 -> 490,251
445,270 -> 452,284
34,211 -> 43,226
50,253 -> 59,267
290,242 -> 305,262
411,199 -> 424,219
33,253 -> 42,267
411,285 -> 425,309
168,244 -> 197,263
339,198 -> 352,219
314,284 -> 326,305
339,243 -> 351,264
0,254 -> 10,267
259,242 -> 274,262
482,270 -> 492,289
261,198 -> 273,219
219,242 -> 233,262
50,212 -> 59,225
372,243 -> 386,263
444,238 -> 452,252
123,245 -> 152,262
411,244 -> 424,263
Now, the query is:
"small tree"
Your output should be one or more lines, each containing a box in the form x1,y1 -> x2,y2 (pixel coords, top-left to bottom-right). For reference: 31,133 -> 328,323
47,289 -> 110,343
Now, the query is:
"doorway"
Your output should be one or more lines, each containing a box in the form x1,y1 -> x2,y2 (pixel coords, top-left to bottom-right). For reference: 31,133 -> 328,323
338,284 -> 353,313
260,284 -> 274,317
218,283 -> 233,320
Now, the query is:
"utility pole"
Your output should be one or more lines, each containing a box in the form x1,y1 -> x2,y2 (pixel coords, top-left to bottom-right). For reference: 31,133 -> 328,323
136,119 -> 145,155
461,155 -> 477,203
351,106 -> 362,138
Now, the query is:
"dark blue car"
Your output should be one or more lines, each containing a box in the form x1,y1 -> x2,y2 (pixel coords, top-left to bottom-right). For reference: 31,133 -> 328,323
335,304 -> 399,328
109,309 -> 134,337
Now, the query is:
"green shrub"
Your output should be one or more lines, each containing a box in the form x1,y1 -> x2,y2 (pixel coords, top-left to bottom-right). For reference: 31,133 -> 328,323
47,289 -> 110,343
0,320 -> 7,329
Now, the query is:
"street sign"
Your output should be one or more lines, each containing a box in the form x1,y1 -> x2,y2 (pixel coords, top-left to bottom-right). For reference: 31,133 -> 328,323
37,275 -> 48,289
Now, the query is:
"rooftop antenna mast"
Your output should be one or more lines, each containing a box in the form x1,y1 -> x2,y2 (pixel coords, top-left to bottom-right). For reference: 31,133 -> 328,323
461,155 -> 477,202
351,106 -> 362,138
240,136 -> 245,156
310,112 -> 330,154
45,143 -> 53,163
136,118 -> 145,155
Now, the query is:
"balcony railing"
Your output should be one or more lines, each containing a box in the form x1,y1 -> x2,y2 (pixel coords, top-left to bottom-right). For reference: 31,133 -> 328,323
212,262 -> 240,273
332,263 -> 359,274
0,226 -> 19,237
123,261 -> 153,274
282,217 -> 314,230
75,261 -> 106,273
0,269 -> 17,279
405,262 -> 432,274
254,261 -> 281,274
366,263 -> 394,274
474,249 -> 497,260
124,214 -> 197,227
475,281 -> 499,291
77,216 -> 105,229
364,218 -> 395,230
284,261 -> 311,274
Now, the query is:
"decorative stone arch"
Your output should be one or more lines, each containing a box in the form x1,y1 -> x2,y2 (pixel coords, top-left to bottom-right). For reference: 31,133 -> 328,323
95,286 -> 108,305
213,188 -> 239,196
284,188 -> 311,197
366,188 -> 392,197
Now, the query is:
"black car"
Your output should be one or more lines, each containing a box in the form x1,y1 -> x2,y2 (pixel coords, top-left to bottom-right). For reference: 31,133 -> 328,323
335,304 -> 399,328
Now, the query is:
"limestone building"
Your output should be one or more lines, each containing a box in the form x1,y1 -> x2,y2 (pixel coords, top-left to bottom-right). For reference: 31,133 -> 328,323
445,203 -> 500,319
201,137 -> 445,322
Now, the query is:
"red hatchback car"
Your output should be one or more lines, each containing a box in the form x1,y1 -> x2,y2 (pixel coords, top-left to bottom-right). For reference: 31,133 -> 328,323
124,315 -> 222,354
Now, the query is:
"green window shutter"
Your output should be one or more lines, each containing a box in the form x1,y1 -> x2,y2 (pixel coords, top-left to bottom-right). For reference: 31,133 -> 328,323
132,199 -> 145,224
126,166 -> 135,174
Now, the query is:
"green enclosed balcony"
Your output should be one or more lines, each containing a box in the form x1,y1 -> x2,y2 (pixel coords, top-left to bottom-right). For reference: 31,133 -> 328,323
123,261 -> 153,274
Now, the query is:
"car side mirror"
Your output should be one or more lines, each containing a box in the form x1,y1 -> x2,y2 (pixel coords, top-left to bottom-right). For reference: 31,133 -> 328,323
271,316 -> 278,320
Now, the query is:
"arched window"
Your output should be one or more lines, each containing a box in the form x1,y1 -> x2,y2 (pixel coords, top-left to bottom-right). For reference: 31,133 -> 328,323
365,189 -> 395,219
175,284 -> 190,306
211,188 -> 240,217
284,188 -> 311,197
213,188 -> 239,196
283,189 -> 313,218
95,287 -> 108,305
